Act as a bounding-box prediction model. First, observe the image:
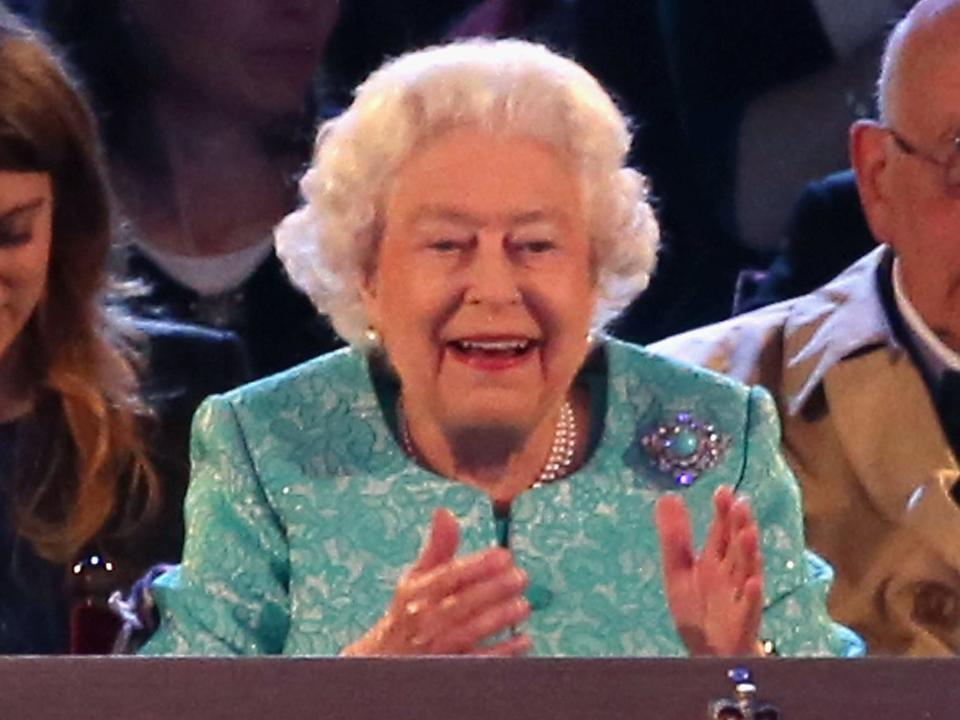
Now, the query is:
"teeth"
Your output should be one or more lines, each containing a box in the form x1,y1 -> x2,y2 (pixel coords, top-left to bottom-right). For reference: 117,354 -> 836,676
458,339 -> 529,351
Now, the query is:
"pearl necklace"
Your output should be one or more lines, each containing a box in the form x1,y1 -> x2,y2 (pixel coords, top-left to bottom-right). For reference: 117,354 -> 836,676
399,399 -> 578,487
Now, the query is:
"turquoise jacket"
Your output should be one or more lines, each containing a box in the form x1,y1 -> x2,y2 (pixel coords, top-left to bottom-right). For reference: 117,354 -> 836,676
144,340 -> 860,656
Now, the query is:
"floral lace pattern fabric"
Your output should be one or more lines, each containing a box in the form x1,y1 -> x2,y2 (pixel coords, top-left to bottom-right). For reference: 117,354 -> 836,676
144,340 -> 860,656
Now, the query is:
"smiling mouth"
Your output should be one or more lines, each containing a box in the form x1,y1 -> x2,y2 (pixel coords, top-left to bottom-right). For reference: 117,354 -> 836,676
447,337 -> 538,367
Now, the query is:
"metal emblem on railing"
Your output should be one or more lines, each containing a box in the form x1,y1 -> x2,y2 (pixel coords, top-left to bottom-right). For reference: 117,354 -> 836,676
708,668 -> 781,720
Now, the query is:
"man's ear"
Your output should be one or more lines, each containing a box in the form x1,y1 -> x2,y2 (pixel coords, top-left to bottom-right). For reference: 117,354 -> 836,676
850,119 -> 896,244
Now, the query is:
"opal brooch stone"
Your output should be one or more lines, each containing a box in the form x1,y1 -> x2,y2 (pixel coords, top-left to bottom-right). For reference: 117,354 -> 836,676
641,411 -> 730,487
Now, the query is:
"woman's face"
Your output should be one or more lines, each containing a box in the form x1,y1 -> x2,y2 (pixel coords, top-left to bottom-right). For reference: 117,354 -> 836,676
362,127 -> 597,442
0,172 -> 52,364
126,0 -> 339,118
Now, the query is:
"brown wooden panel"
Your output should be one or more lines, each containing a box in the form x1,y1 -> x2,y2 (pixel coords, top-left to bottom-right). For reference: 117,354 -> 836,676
1,657 -> 956,720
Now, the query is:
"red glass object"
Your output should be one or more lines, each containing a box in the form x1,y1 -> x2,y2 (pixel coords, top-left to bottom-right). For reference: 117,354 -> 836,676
68,553 -> 122,654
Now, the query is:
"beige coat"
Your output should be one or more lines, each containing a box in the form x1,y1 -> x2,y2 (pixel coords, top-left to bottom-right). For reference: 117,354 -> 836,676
652,246 -> 960,655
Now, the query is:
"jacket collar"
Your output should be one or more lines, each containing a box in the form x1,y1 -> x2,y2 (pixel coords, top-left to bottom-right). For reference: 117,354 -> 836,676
781,245 -> 907,415
781,246 -> 960,552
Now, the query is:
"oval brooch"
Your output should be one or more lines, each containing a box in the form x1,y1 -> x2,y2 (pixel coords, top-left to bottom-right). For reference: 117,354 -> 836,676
641,411 -> 731,487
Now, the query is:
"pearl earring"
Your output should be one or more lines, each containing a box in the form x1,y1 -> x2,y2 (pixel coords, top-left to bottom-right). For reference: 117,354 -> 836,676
364,327 -> 381,346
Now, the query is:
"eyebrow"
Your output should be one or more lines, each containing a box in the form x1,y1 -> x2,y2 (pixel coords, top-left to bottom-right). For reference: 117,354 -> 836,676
0,197 -> 45,222
409,205 -> 568,226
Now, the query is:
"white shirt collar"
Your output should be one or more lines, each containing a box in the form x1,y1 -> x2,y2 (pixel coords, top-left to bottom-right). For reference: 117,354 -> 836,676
892,257 -> 960,388
134,237 -> 274,296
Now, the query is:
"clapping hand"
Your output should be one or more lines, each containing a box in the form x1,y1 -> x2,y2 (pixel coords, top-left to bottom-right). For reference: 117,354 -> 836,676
342,508 -> 532,656
655,486 -> 764,656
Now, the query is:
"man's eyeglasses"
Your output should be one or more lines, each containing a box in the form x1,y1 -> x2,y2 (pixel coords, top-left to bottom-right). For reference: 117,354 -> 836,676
885,126 -> 960,196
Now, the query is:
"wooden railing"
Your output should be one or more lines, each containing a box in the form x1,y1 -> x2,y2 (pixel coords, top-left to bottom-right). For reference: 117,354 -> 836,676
2,657 -> 957,719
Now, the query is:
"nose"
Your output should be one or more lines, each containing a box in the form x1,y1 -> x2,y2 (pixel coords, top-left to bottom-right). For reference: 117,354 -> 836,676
463,232 -> 522,308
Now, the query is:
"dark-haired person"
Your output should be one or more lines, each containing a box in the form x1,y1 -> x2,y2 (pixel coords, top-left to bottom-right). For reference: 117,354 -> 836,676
42,0 -> 343,378
0,9 -> 245,653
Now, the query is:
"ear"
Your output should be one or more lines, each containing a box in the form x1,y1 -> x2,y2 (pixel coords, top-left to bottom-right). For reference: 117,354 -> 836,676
358,266 -> 382,330
849,119 -> 896,244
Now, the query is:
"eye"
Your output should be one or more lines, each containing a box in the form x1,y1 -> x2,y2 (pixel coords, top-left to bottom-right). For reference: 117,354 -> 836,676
0,202 -> 43,248
0,225 -> 32,248
524,240 -> 556,253
514,239 -> 557,254
427,237 -> 470,253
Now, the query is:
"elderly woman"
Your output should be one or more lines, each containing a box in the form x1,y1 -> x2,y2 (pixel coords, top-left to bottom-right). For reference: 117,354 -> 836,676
145,40 -> 858,657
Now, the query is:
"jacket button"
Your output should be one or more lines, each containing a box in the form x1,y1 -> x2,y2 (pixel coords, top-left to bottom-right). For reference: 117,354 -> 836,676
525,584 -> 553,611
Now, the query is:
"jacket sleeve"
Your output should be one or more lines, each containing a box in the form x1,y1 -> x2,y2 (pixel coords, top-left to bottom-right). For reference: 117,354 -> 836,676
141,396 -> 291,655
737,386 -> 864,657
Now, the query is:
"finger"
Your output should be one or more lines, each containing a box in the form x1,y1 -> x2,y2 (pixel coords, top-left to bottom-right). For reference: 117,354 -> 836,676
443,597 -> 531,652
702,486 -> 734,562
439,566 -> 528,625
738,515 -> 764,615
474,633 -> 533,657
721,537 -> 765,657
729,497 -> 753,535
697,487 -> 737,593
726,498 -> 758,588
411,507 -> 460,574
374,607 -> 433,655
406,546 -> 513,604
730,524 -> 760,593
406,565 -> 526,651
734,577 -> 765,656
655,494 -> 695,576
746,531 -> 764,581
656,494 -> 700,627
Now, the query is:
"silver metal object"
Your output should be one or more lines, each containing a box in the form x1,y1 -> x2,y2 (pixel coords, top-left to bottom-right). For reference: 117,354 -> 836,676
709,668 -> 781,720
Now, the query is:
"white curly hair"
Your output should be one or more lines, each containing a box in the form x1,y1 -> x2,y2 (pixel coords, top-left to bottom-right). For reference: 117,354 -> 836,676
275,38 -> 660,348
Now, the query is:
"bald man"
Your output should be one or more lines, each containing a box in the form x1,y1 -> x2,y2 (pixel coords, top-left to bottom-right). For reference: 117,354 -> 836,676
653,0 -> 960,655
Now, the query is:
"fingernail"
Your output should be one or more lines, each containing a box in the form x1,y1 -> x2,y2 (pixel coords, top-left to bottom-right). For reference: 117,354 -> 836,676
510,567 -> 528,588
